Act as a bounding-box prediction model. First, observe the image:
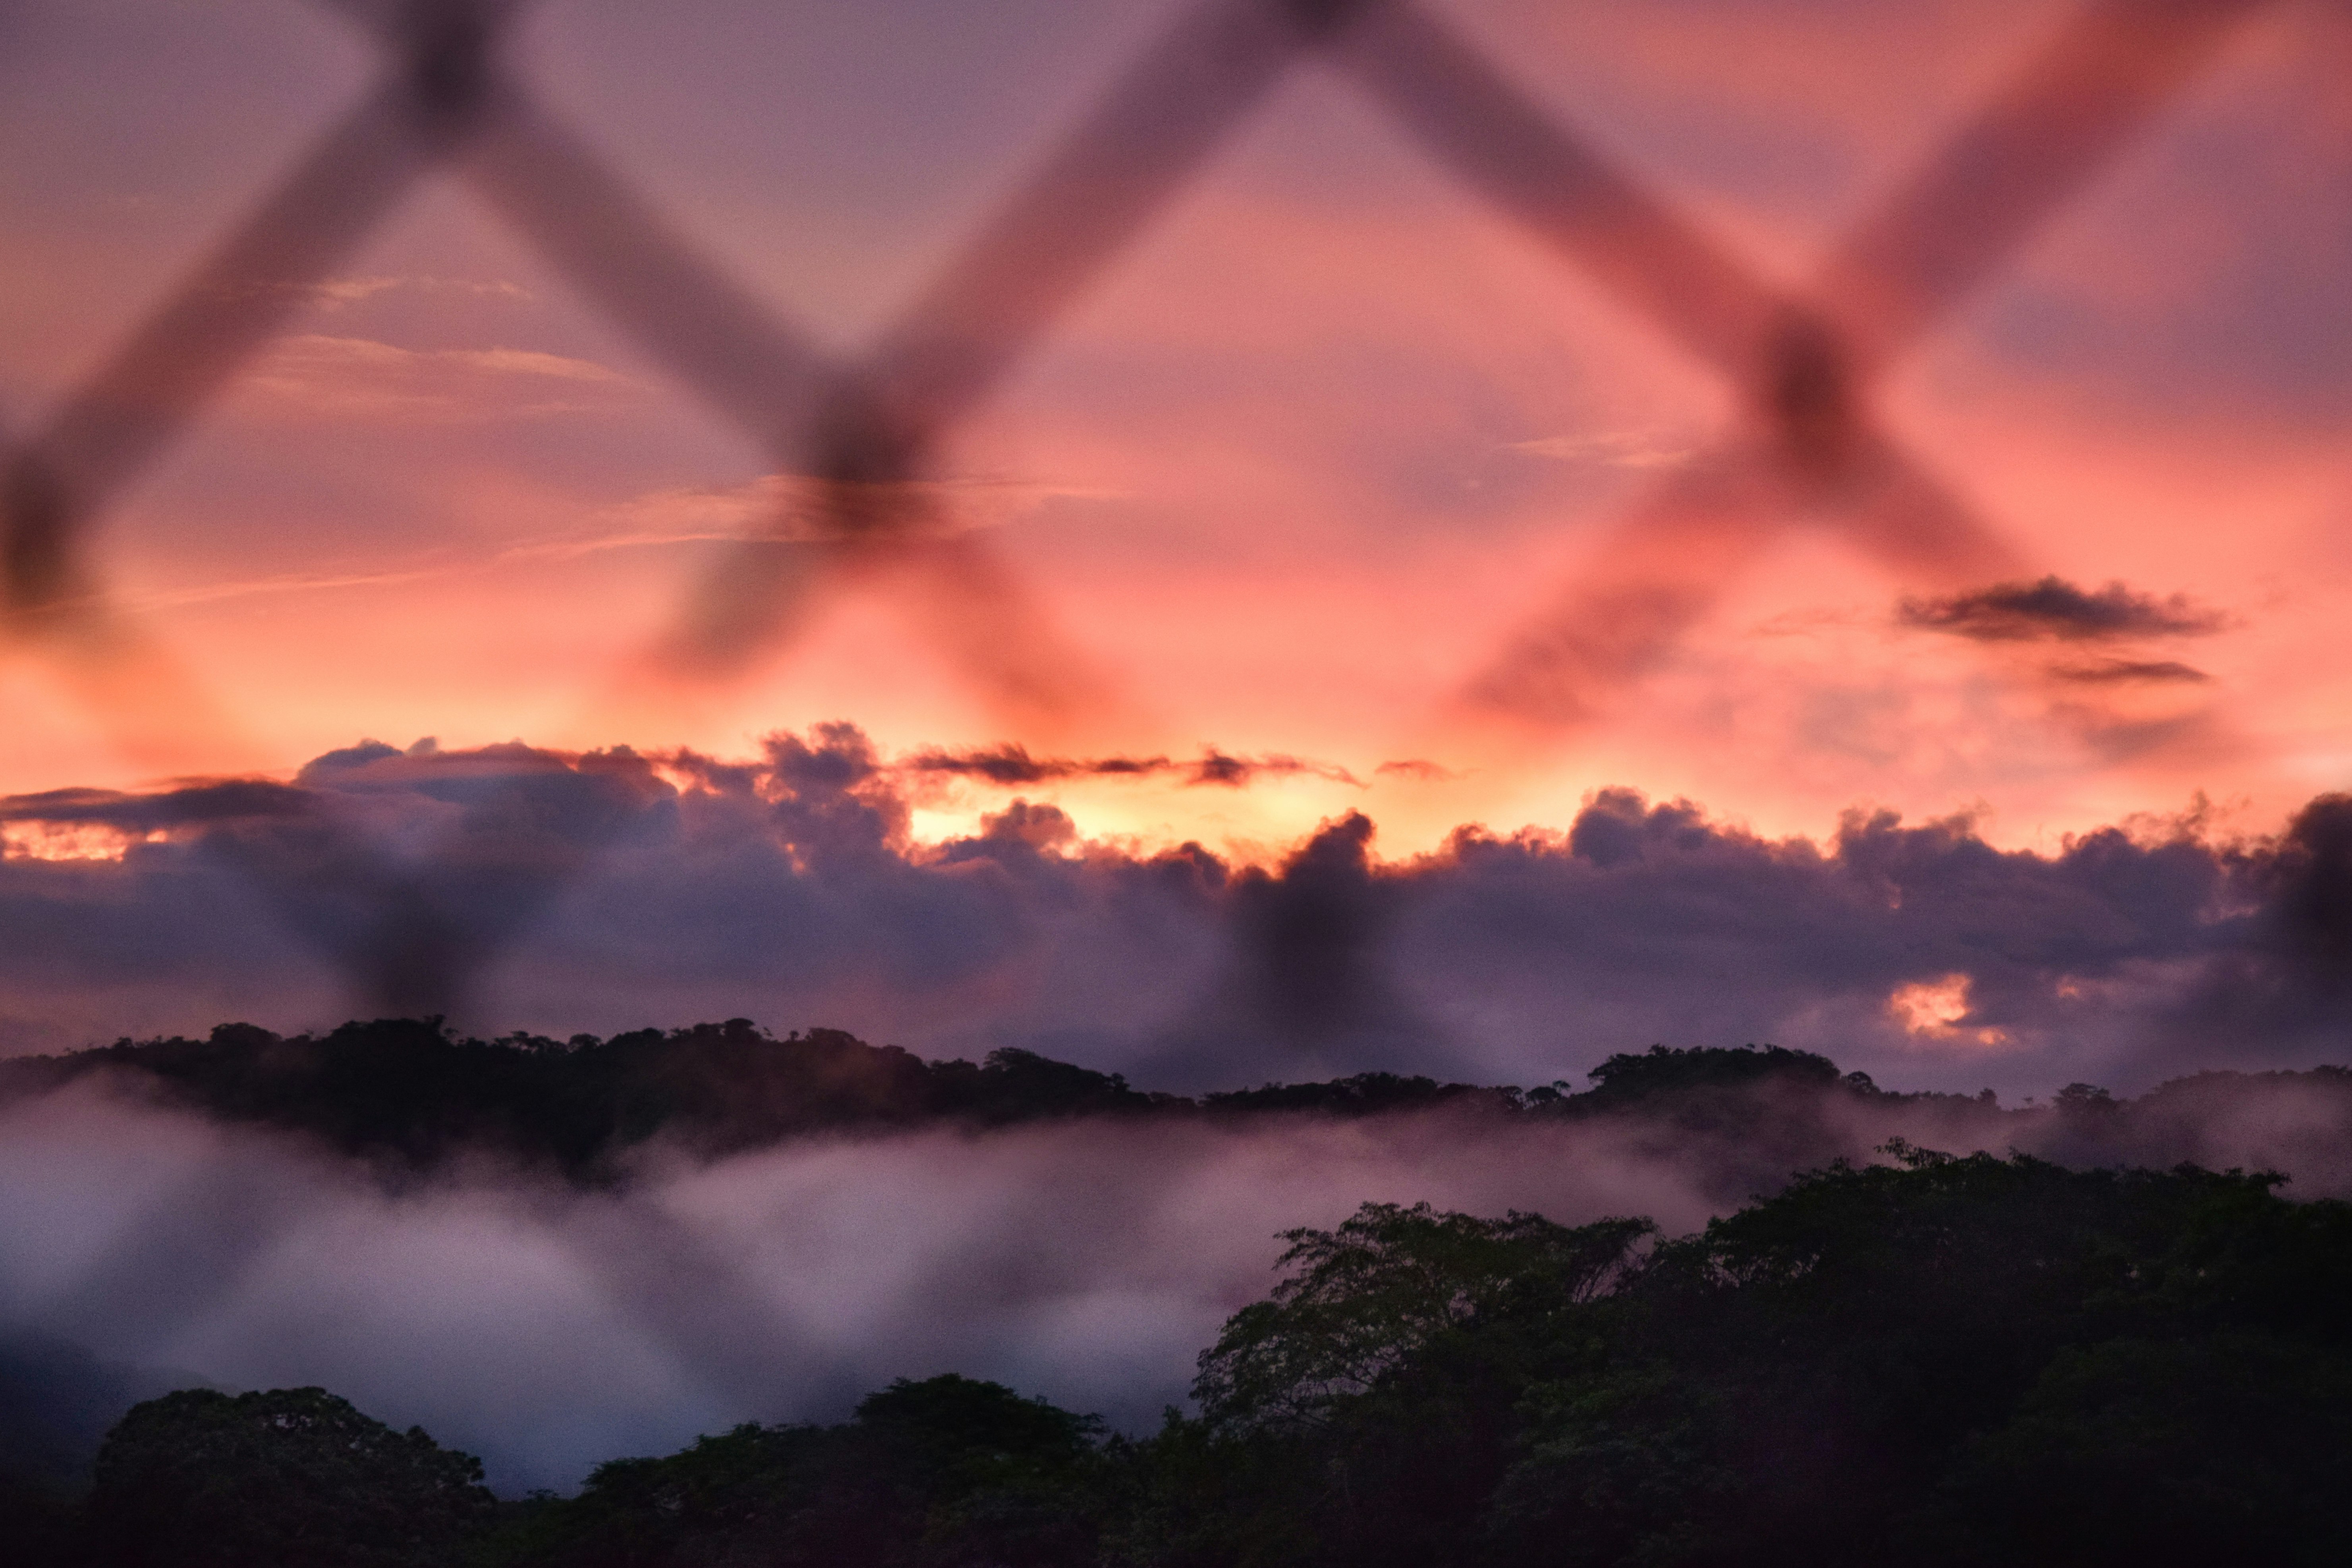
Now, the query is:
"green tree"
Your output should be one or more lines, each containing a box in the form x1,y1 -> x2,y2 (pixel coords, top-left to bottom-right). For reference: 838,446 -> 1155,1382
1483,1149 -> 2352,1568
1174,1203 -> 1652,1567
0,1471 -> 83,1568
1925,1334 -> 2352,1567
88,1386 -> 492,1568
489,1373 -> 1107,1568
1195,1203 -> 1652,1433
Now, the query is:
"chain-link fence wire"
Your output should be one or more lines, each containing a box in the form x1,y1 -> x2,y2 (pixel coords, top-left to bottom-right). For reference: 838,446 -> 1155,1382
0,0 -> 2286,1022
0,0 -> 2308,1421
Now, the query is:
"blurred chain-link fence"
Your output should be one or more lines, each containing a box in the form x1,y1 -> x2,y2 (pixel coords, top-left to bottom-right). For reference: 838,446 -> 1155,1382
0,0 -> 2286,1015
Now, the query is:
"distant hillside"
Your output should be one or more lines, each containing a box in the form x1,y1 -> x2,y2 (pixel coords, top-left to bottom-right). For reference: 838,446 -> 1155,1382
6,1020 -> 2349,1188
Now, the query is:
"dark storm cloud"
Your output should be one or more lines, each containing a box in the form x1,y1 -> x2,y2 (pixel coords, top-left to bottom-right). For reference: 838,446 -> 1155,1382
0,779 -> 310,830
900,743 -> 1170,786
0,740 -> 670,1025
1898,575 -> 2228,642
1139,811 -> 1441,1087
1182,749 -> 1361,788
2049,657 -> 2211,684
900,743 -> 1360,789
1,726 -> 2346,1091
1396,789 -> 2284,1087
2162,795 -> 2352,1064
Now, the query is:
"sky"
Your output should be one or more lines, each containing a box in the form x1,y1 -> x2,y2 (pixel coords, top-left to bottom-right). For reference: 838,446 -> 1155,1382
6,0 -> 2352,1092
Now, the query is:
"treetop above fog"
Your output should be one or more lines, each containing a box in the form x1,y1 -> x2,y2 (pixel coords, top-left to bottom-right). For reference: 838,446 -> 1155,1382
2,1016 -> 2347,1186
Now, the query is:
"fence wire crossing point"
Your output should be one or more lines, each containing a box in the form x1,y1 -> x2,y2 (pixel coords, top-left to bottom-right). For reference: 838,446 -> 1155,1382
0,0 -> 2289,1016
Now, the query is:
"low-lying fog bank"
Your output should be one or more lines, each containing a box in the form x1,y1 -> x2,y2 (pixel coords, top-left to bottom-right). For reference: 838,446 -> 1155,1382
4,1038 -> 2348,1493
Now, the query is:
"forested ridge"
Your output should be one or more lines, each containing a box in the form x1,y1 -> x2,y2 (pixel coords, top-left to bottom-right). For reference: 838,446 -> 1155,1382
6,1147 -> 2350,1566
10,1025 -> 2352,1564
6,1016 -> 2350,1182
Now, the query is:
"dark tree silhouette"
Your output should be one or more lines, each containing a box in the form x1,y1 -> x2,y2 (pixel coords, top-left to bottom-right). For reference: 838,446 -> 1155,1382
87,1386 -> 492,1568
22,1151 -> 2352,1567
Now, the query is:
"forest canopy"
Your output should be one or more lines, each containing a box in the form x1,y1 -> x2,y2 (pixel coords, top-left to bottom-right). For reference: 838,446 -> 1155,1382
6,1016 -> 2348,1184
9,1147 -> 2350,1567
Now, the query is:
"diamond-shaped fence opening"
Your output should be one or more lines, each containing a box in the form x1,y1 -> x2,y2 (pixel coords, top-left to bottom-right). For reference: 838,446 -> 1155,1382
0,0 -> 2289,1023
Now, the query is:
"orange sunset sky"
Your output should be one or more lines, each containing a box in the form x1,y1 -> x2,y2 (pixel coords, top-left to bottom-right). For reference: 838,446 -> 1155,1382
6,0 -> 2352,863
